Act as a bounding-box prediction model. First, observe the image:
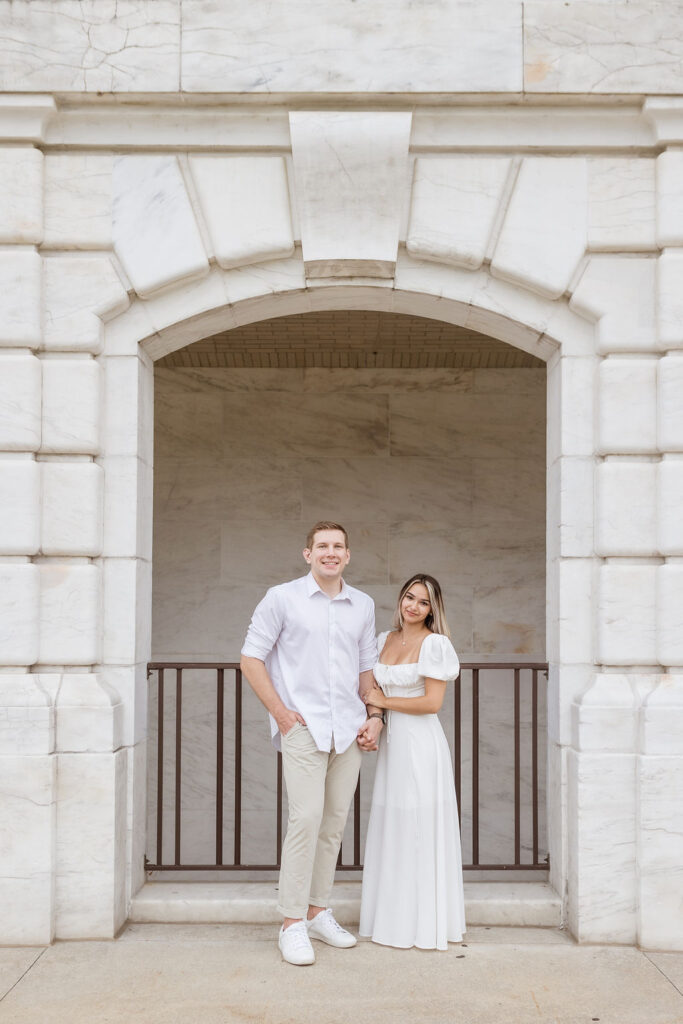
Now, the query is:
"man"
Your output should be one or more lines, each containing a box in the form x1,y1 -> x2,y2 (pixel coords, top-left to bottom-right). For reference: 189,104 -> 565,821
240,522 -> 384,965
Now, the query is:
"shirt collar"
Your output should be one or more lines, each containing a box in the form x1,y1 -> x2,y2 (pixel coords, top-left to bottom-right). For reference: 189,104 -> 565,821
306,572 -> 352,602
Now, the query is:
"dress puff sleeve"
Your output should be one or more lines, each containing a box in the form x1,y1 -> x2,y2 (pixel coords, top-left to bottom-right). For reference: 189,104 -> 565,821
376,631 -> 391,658
417,633 -> 460,682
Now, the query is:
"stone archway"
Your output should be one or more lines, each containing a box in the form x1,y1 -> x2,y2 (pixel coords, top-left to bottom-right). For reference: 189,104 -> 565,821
95,257 -> 595,935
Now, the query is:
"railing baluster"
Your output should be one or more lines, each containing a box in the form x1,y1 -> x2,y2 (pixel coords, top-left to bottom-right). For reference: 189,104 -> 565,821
234,668 -> 242,866
216,668 -> 224,866
174,668 -> 182,866
472,667 -> 480,867
532,669 -> 539,866
156,668 -> 164,866
353,778 -> 361,867
454,671 -> 462,825
514,667 -> 521,867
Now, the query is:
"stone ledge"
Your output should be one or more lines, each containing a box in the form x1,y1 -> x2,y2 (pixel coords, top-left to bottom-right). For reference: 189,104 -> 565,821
129,881 -> 562,928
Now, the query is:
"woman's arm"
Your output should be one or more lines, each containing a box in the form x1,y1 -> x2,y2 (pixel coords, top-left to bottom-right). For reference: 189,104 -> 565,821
363,677 -> 447,716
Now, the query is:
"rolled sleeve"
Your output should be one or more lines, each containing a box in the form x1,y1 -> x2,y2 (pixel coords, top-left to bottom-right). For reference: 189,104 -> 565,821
358,599 -> 377,672
241,588 -> 283,662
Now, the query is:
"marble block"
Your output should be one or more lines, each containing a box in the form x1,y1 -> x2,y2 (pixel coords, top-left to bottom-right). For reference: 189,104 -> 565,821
0,0 -> 180,93
38,563 -> 100,666
0,145 -> 42,243
570,257 -> 656,354
104,355 -> 154,460
189,155 -> 294,270
126,740 -> 147,903
0,674 -> 53,755
181,0 -> 523,94
572,674 -> 637,753
656,150 -> 683,248
407,157 -> 512,270
524,2 -> 683,94
657,355 -> 683,452
43,255 -> 129,354
0,753 -> 55,945
597,357 -> 658,455
103,456 -> 153,560
101,663 -> 147,748
595,461 -> 657,557
657,250 -> 683,349
587,157 -> 656,252
0,563 -> 39,666
56,674 -> 123,754
390,390 -> 545,460
597,564 -> 657,667
289,112 -> 411,278
43,154 -> 113,249
547,457 -> 594,560
0,248 -> 41,347
657,457 -> 683,554
102,558 -> 152,666
641,675 -> 683,756
40,461 -> 103,557
638,755 -> 683,950
657,565 -> 683,667
548,558 -> 594,666
41,357 -> 101,455
0,351 -> 41,451
546,356 -> 596,462
221,392 -> 390,458
567,750 -> 637,945
0,457 -> 40,555
547,664 -> 593,747
55,748 -> 127,939
491,157 -> 587,300
113,155 -> 208,298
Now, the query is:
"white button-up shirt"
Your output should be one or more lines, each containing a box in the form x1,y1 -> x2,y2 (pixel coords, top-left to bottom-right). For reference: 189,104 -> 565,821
241,573 -> 377,753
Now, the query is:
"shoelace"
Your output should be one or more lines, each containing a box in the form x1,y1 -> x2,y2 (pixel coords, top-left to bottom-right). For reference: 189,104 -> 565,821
317,910 -> 345,932
285,923 -> 312,948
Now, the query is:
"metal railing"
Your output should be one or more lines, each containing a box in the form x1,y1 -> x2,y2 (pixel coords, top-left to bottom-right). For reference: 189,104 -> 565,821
145,661 -> 548,873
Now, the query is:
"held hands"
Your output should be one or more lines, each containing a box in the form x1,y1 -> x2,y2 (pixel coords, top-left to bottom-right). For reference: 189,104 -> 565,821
362,683 -> 388,710
357,715 -> 383,751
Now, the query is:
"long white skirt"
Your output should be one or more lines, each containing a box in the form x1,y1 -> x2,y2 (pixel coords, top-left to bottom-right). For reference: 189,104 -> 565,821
359,711 -> 466,950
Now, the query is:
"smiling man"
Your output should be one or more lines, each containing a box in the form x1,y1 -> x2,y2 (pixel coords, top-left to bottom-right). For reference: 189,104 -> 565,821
240,521 -> 383,965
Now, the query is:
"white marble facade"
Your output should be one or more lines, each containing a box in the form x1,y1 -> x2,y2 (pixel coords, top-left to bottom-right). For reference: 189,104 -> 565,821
0,0 -> 683,951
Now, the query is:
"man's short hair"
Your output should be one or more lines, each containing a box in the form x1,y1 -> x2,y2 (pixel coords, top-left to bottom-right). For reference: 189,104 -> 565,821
305,521 -> 349,550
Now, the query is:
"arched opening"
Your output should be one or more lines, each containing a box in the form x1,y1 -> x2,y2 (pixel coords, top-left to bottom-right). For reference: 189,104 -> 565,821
145,307 -> 548,880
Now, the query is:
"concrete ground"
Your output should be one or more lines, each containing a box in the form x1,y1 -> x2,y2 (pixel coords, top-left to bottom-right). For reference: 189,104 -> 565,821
1,925 -> 682,1024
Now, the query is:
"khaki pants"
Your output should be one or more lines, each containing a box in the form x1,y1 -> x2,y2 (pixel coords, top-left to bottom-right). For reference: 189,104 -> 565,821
277,722 -> 362,919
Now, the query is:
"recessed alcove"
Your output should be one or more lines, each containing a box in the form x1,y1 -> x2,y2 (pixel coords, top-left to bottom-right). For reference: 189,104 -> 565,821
148,309 -> 547,877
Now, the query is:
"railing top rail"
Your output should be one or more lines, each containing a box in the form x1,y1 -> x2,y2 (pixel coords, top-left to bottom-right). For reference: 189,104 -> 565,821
147,660 -> 549,671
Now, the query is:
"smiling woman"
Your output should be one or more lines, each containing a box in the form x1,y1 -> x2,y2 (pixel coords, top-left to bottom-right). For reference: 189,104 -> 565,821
360,574 -> 465,951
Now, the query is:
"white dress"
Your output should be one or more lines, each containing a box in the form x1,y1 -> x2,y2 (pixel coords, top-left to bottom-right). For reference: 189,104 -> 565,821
359,631 -> 466,950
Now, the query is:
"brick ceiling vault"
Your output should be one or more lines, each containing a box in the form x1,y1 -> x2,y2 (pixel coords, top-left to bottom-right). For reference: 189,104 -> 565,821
156,311 -> 546,370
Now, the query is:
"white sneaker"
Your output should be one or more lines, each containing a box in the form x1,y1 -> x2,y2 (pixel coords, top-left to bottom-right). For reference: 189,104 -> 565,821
278,921 -> 315,965
306,909 -> 357,948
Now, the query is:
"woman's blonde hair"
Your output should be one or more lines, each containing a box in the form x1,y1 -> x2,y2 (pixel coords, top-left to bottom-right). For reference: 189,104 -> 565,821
393,574 -> 451,639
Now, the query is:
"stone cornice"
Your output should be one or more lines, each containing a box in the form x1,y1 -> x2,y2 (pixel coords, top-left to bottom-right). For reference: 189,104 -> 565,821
0,96 -> 56,143
643,99 -> 683,147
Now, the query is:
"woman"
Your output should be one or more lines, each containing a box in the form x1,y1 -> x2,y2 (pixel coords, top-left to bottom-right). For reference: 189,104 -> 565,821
359,574 -> 466,950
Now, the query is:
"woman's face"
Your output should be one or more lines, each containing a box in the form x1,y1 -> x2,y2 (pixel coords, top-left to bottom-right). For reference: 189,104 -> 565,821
401,581 -> 431,626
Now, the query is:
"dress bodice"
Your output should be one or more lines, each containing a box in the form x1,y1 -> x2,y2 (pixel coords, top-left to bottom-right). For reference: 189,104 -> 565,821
374,631 -> 460,699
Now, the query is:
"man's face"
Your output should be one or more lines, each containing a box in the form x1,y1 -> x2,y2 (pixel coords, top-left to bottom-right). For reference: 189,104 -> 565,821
303,530 -> 350,582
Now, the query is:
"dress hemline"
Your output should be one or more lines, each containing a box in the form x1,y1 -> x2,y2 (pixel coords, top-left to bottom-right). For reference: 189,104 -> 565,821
358,932 -> 465,951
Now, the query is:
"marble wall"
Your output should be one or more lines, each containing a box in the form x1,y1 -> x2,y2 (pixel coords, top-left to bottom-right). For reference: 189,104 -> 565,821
148,362 -> 547,869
